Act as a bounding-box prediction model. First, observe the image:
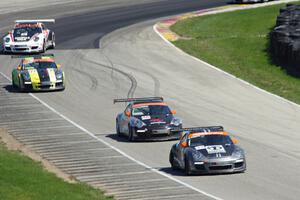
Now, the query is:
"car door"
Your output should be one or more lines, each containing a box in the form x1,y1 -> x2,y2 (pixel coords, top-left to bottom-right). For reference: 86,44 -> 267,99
120,104 -> 132,135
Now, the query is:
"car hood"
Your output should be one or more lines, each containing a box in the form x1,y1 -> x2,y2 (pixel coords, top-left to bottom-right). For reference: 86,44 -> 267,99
193,144 -> 235,158
13,32 -> 40,42
135,114 -> 173,126
25,68 -> 59,82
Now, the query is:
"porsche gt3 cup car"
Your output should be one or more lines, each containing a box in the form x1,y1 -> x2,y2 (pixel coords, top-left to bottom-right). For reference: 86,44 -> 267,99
11,54 -> 65,91
114,97 -> 182,141
169,126 -> 246,175
3,19 -> 55,53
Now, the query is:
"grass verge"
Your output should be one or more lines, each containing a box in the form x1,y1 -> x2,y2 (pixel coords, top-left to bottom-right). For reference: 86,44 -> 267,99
171,3 -> 300,104
0,142 -> 113,200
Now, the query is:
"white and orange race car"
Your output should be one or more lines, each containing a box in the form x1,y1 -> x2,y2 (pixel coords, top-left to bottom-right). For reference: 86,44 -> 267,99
3,19 -> 55,54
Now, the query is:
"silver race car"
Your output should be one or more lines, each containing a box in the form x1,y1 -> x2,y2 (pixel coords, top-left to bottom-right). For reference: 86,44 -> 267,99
3,19 -> 55,53
169,126 -> 246,175
114,97 -> 182,141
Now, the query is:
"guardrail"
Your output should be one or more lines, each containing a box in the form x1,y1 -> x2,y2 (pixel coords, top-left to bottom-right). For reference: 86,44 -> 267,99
270,4 -> 300,77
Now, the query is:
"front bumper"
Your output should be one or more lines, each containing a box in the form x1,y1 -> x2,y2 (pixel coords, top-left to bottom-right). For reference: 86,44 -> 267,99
22,81 -> 65,91
133,125 -> 182,141
4,43 -> 43,53
189,157 -> 246,174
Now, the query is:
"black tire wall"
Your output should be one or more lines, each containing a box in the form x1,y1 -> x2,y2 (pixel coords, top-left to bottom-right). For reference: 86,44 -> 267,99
270,4 -> 300,77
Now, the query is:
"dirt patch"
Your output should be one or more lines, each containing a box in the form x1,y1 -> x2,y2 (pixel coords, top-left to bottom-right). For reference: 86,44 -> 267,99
0,128 -> 76,183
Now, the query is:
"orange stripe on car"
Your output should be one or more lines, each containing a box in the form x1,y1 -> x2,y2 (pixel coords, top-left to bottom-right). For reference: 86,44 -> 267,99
188,131 -> 228,138
133,102 -> 167,108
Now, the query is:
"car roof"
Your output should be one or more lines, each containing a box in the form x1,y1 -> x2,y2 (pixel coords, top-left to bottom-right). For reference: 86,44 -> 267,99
14,23 -> 42,28
22,56 -> 55,64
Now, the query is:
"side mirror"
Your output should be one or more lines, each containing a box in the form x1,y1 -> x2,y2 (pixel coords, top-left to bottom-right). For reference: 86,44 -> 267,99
180,141 -> 188,148
17,66 -> 22,70
231,138 -> 238,144
57,64 -> 61,69
125,111 -> 131,117
171,110 -> 177,115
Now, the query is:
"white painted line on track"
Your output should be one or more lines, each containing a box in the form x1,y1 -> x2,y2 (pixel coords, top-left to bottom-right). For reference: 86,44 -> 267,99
153,20 -> 300,110
106,186 -> 186,195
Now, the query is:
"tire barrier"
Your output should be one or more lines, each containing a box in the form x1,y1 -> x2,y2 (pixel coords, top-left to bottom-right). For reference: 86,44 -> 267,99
270,4 -> 300,77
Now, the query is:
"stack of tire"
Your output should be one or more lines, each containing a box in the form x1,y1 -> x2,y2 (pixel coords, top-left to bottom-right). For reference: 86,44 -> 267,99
270,4 -> 300,77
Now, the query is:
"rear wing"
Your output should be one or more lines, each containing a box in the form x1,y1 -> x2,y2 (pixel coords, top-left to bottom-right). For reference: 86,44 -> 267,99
15,19 -> 55,23
11,54 -> 54,59
113,97 -> 163,104
180,126 -> 224,133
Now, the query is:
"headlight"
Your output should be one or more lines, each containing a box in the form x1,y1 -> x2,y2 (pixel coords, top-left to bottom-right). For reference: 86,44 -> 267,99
170,117 -> 182,126
5,37 -> 10,43
33,36 -> 39,42
135,119 -> 146,128
56,71 -> 63,79
22,72 -> 31,81
192,151 -> 205,161
232,149 -> 244,158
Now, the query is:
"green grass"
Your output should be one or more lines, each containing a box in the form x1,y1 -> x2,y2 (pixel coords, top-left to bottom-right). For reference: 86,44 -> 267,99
0,143 -> 113,200
171,3 -> 300,104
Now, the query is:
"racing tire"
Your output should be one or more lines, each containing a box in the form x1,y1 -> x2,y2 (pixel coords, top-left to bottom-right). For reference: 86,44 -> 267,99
184,158 -> 192,176
18,78 -> 24,92
116,120 -> 121,136
12,79 -> 17,89
169,151 -> 179,170
50,32 -> 55,49
128,126 -> 135,142
41,40 -> 46,53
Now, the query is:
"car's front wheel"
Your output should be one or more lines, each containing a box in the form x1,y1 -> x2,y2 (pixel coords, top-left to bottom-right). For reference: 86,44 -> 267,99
128,126 -> 135,142
185,158 -> 192,175
116,120 -> 121,136
169,151 -> 179,170
41,40 -> 46,53
50,32 -> 55,49
12,78 -> 17,89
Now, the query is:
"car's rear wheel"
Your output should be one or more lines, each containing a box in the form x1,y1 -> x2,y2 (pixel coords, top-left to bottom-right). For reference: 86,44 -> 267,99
185,158 -> 192,175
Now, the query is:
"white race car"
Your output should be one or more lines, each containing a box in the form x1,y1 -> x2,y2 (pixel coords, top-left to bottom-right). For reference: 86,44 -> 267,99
3,19 -> 55,54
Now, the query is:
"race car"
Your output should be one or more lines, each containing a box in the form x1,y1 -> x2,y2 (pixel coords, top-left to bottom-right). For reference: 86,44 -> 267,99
3,19 -> 55,53
11,54 -> 65,91
169,126 -> 246,175
114,97 -> 182,141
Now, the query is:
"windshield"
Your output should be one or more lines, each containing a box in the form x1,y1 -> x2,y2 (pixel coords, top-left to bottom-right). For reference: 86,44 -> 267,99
189,135 -> 233,147
13,27 -> 42,39
132,105 -> 171,116
24,62 -> 57,70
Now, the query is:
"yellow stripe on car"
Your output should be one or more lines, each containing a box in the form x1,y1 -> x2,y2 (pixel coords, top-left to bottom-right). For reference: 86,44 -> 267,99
28,69 -> 40,83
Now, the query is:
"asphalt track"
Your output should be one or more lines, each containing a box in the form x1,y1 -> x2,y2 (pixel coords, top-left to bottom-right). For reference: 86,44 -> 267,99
0,0 -> 300,200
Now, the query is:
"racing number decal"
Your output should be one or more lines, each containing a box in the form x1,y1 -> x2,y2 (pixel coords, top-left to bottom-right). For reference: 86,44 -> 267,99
205,145 -> 226,154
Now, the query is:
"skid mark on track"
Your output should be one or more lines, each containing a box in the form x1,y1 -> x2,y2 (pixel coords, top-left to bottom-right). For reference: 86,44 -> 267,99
82,55 -> 137,98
